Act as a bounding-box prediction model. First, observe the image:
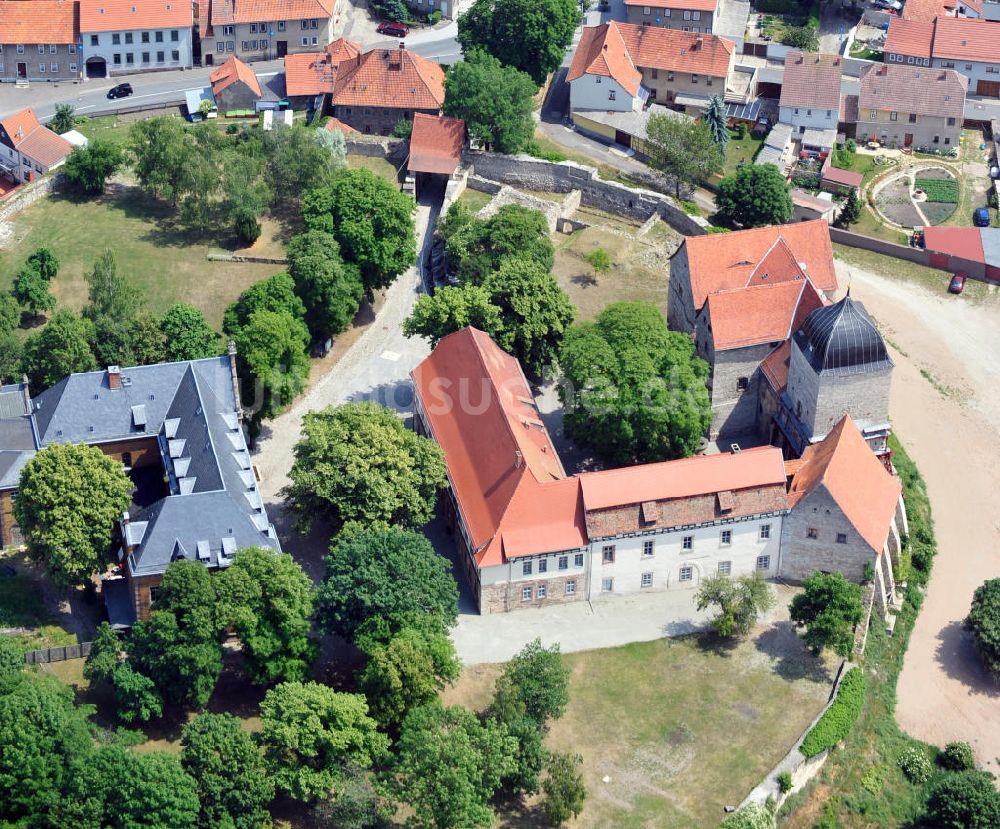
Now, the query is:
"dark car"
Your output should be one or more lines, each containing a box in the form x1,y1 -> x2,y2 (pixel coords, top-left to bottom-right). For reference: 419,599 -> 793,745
973,207 -> 990,227
948,272 -> 967,294
376,21 -> 408,37
107,82 -> 134,99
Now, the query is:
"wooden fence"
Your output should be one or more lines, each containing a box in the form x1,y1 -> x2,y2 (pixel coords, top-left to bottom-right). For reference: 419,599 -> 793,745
23,641 -> 92,664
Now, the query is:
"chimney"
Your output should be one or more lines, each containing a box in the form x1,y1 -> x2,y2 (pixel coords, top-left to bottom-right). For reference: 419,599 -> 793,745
107,365 -> 122,390
694,36 -> 703,49
121,510 -> 133,554
514,449 -> 523,469
227,340 -> 244,423
20,374 -> 30,415
399,41 -> 405,50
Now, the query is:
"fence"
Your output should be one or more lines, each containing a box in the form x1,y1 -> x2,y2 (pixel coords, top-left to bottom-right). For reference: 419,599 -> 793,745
23,641 -> 92,664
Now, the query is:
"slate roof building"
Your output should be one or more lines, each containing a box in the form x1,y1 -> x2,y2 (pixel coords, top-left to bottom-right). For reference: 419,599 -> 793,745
0,351 -> 279,626
412,328 -> 906,621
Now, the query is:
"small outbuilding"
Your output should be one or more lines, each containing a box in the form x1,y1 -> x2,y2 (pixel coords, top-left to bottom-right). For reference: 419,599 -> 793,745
407,113 -> 465,198
210,56 -> 262,114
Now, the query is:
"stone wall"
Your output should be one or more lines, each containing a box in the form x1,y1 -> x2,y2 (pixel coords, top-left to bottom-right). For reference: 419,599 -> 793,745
345,137 -> 404,157
711,347 -> 777,440
481,573 -> 587,614
478,185 -> 565,233
0,174 -> 58,223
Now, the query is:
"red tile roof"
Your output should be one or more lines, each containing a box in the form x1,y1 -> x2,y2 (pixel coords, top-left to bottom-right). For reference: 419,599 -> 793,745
411,328 -> 585,566
623,0 -> 717,9
324,116 -> 357,134
567,21 -> 642,96
579,446 -> 788,511
822,162 -> 863,189
80,0 -> 192,31
922,226 -> 985,263
210,0 -> 333,26
779,51 -> 843,111
680,220 -> 838,312
706,278 -> 825,351
788,415 -> 901,552
283,38 -> 360,96
0,0 -> 78,43
0,107 -> 72,166
900,0 -> 951,21
333,45 -> 444,111
210,55 -> 261,97
760,340 -> 791,392
930,16 -> 999,63
884,17 -> 935,59
408,113 -> 465,176
859,64 -> 966,121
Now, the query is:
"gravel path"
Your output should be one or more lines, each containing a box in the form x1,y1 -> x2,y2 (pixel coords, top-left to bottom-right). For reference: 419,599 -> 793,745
843,261 -> 1000,774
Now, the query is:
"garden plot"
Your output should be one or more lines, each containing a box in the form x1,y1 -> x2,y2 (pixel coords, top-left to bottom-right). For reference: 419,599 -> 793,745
913,167 -> 959,225
874,176 -> 923,227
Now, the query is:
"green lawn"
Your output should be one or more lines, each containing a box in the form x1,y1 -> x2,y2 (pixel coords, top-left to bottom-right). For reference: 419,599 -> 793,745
0,551 -> 80,652
0,188 -> 283,329
73,115 -> 139,147
722,131 -> 765,178
346,153 -> 401,185
456,188 -> 493,213
446,625 -> 833,828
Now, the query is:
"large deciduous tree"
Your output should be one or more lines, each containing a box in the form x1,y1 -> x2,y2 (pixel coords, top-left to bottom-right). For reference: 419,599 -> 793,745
695,573 -> 776,639
317,524 -> 459,640
21,309 -> 96,391
223,271 -> 308,337
129,116 -> 193,204
444,203 -> 554,285
216,547 -> 317,685
965,577 -> 1000,677
645,115 -> 723,198
717,163 -> 793,228
443,50 -> 537,153
559,301 -> 711,465
180,712 -> 275,829
11,264 -> 55,320
231,307 -> 310,419
63,139 -> 125,195
541,752 -> 587,826
457,0 -> 579,85
14,443 -> 132,589
283,402 -> 447,533
493,638 -> 569,726
403,284 -> 503,346
160,303 -> 219,361
925,770 -> 1000,829
286,229 -> 364,338
788,571 -> 864,657
258,681 -> 389,802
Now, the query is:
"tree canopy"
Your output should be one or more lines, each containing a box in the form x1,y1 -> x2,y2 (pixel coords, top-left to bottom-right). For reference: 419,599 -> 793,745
559,301 -> 711,465
541,752 -> 587,826
317,523 -> 459,640
21,309 -> 97,391
12,261 -> 56,320
717,163 -> 794,228
457,0 -> 579,85
284,402 -> 447,533
789,571 -> 865,657
443,203 -> 554,285
965,577 -> 1000,677
286,228 -> 364,338
160,303 -> 219,361
14,443 -> 132,589
925,771 -> 1000,829
232,307 -> 310,419
704,95 -> 729,151
695,573 -> 776,638
63,139 -> 125,195
258,681 -> 389,802
443,50 -> 537,153
645,115 -> 723,198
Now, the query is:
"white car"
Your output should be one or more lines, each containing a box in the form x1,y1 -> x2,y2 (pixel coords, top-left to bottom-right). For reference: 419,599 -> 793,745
873,0 -> 903,10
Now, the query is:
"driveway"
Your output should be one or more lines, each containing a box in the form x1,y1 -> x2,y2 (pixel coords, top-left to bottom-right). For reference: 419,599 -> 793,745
842,259 -> 1000,775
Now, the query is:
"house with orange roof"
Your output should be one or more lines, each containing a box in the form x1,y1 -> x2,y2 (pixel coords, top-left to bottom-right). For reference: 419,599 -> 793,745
200,0 -> 334,65
79,0 -> 193,77
282,37 -> 360,107
210,55 -> 262,110
0,0 -> 81,83
330,43 -> 444,136
412,327 -> 906,618
567,22 -> 735,115
0,107 -> 73,183
407,113 -> 465,195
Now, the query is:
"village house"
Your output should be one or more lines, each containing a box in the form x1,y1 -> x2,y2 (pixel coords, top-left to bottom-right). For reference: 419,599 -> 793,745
885,16 -> 1000,98
410,328 -> 906,616
0,0 -> 80,83
778,52 -> 842,154
330,43 -> 445,135
282,36 -> 360,110
406,112 -> 465,198
623,0 -> 717,33
0,107 -> 74,184
209,54 -> 261,111
567,21 -> 735,115
853,63 -> 967,150
0,352 -> 280,625
200,0 -> 334,65
79,0 -> 193,78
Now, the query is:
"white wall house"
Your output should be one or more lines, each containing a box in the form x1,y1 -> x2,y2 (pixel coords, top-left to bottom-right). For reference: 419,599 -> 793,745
79,0 -> 193,78
569,74 -> 638,112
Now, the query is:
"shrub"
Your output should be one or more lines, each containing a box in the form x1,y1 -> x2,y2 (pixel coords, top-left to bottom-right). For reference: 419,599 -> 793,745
800,667 -> 865,758
939,741 -> 976,771
736,122 -> 749,140
965,578 -> 1000,677
524,140 -> 568,163
719,801 -> 776,829
861,765 -> 885,795
782,25 -> 819,51
776,770 -> 792,793
233,207 -> 262,245
897,747 -> 932,783
429,9 -> 442,22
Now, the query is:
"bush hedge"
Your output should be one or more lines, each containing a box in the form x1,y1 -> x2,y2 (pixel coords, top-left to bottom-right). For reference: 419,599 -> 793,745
800,667 -> 866,758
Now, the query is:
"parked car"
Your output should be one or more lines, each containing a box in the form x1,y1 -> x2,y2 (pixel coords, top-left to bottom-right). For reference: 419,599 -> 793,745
873,0 -> 902,9
948,272 -> 967,294
973,207 -> 991,227
376,21 -> 409,37
107,82 -> 134,99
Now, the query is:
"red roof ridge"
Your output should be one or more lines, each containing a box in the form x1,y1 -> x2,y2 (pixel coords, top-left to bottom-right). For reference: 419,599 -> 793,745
210,55 -> 261,97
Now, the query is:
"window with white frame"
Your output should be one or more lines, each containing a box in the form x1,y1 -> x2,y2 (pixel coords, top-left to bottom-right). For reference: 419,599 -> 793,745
217,42 -> 226,52
756,555 -> 770,571
39,63 -> 46,73
522,560 -> 532,576
601,577 -> 614,592
718,560 -> 731,575
640,572 -> 653,588
682,535 -> 693,550
574,552 -> 584,567
558,555 -> 568,570
301,37 -> 308,45
69,63 -> 77,71
642,540 -> 654,557
664,8 -> 670,15
16,44 -> 24,53
50,63 -> 58,72
693,10 -> 700,18
608,90 -> 616,100
683,9 -> 691,18
522,586 -> 532,601
38,44 -> 45,53
250,22 -> 258,32
565,580 -> 576,595
69,44 -> 76,53
278,20 -> 286,30
243,40 -> 251,50
538,558 -> 548,574
679,566 -> 693,582
720,529 -> 732,546
602,545 -> 615,564
537,584 -> 547,599
759,524 -> 770,540
50,45 -> 58,54
250,40 -> 258,50
223,25 -> 234,35
311,36 -> 318,45
643,5 -> 651,12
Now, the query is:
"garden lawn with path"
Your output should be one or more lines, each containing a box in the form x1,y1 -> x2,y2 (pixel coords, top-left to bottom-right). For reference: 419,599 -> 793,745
0,550 -> 84,652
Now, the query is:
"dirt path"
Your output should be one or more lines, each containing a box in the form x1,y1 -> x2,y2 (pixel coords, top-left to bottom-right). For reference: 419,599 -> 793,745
840,260 -> 1000,773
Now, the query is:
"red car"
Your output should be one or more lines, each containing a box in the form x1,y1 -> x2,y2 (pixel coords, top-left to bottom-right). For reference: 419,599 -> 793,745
377,21 -> 408,37
948,272 -> 967,294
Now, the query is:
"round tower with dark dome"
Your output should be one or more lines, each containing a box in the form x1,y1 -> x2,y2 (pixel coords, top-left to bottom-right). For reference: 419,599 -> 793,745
785,293 -> 894,452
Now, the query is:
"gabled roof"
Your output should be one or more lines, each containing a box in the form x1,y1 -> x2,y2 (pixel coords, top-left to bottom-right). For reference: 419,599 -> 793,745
0,107 -> 72,167
930,16 -> 998,63
922,225 -> 985,262
333,45 -> 444,111
80,0 -> 192,32
210,55 -> 262,97
209,0 -> 334,26
617,22 -> 733,78
0,107 -> 42,148
325,116 -> 357,135
780,52 -> 843,111
567,22 -> 642,96
705,278 -> 825,351
679,220 -> 838,312
408,113 -> 465,176
283,38 -> 360,96
760,340 -> 791,393
885,17 -> 935,59
0,0 -> 78,43
788,415 -> 901,552
411,328 -> 584,566
859,64 -> 966,120
900,0 -> 952,21
623,0 -> 717,9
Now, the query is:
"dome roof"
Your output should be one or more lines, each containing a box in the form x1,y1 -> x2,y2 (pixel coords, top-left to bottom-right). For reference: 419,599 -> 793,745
793,295 -> 893,375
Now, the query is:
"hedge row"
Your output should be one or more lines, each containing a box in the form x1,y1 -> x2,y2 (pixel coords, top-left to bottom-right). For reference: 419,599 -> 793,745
800,667 -> 866,758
